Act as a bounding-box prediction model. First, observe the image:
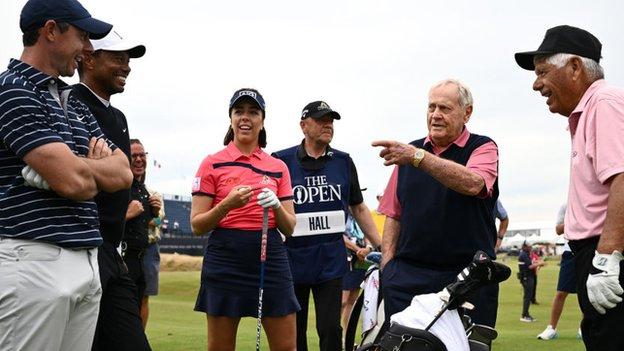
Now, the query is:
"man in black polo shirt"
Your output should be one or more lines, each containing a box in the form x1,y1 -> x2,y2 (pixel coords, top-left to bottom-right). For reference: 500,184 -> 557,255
0,1 -> 133,350
518,243 -> 545,322
273,101 -> 381,351
373,79 -> 500,328
74,30 -> 151,350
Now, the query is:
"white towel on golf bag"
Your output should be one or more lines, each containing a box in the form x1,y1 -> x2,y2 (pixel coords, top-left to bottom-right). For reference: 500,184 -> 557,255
390,293 -> 469,351
360,269 -> 380,334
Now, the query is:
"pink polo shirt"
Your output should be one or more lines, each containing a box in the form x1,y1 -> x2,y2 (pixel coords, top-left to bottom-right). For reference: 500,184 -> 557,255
192,142 -> 293,231
378,127 -> 498,219
565,80 -> 624,241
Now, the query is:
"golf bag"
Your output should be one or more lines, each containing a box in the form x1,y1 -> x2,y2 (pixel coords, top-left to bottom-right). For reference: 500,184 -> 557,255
345,251 -> 511,351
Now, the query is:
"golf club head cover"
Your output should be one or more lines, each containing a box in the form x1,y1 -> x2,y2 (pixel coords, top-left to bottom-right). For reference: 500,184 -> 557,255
444,251 -> 511,309
365,251 -> 382,265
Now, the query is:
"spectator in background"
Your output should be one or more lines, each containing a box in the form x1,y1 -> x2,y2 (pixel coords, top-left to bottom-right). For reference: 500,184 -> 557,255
124,139 -> 163,324
74,28 -> 150,350
142,187 -> 164,329
494,199 -> 509,250
371,191 -> 387,237
519,242 -> 546,322
341,214 -> 374,337
538,203 -> 582,340
531,247 -> 542,304
162,218 -> 169,236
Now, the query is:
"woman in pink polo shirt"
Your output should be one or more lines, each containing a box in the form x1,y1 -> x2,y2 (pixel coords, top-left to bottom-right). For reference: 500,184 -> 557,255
190,88 -> 299,350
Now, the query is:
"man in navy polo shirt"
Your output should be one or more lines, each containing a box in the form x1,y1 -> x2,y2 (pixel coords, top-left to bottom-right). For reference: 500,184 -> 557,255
0,1 -> 132,350
74,30 -> 151,350
373,79 -> 500,327
273,101 -> 382,351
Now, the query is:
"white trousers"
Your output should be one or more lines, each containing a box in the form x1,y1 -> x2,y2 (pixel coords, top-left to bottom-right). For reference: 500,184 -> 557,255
0,238 -> 101,351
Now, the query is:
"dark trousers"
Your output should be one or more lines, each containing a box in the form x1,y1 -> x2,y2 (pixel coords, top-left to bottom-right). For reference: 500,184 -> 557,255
123,248 -> 147,308
531,275 -> 538,303
92,242 -> 151,351
294,278 -> 342,351
382,258 -> 499,327
570,237 -> 624,351
520,275 -> 535,317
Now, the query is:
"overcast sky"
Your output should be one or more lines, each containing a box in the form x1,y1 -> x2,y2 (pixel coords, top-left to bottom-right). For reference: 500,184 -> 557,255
2,0 -> 623,225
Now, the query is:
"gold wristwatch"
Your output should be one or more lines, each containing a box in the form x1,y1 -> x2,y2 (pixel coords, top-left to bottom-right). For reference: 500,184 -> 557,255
412,148 -> 425,168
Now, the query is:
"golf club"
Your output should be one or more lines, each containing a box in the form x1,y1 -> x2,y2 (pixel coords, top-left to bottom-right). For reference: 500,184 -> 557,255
255,207 -> 269,351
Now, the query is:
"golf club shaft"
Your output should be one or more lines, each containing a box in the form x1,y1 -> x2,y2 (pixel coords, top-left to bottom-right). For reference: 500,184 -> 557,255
255,208 -> 269,351
425,296 -> 456,331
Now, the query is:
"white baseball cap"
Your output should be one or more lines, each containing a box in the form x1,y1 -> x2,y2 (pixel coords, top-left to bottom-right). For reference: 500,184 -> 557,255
91,29 -> 146,58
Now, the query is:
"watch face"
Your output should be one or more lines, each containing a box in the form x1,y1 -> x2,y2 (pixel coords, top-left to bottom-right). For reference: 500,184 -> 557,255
412,148 -> 425,168
415,149 -> 425,159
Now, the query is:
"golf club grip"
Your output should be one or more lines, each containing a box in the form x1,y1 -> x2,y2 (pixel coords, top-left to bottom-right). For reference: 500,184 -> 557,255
260,208 -> 269,262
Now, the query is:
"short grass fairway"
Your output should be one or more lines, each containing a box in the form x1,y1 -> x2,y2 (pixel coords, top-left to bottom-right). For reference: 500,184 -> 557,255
146,256 -> 585,350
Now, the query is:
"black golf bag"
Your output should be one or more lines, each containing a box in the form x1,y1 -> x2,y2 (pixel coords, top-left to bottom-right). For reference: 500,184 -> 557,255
346,251 -> 511,351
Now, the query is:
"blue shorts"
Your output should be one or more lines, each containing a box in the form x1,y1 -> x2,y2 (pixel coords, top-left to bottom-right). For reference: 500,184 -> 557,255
142,243 -> 160,296
556,251 -> 577,293
195,228 -> 300,317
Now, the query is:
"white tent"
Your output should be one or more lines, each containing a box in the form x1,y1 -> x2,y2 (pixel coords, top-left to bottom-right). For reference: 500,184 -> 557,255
504,233 -> 527,248
526,234 -> 557,245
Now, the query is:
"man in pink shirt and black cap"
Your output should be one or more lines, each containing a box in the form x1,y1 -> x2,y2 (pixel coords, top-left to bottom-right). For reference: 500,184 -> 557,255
516,25 -> 624,351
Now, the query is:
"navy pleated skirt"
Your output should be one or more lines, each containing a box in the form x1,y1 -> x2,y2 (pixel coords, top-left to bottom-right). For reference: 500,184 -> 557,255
194,228 -> 301,317
342,267 -> 366,290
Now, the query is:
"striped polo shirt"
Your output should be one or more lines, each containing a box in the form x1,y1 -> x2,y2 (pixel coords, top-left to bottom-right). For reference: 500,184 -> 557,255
0,59 -> 113,248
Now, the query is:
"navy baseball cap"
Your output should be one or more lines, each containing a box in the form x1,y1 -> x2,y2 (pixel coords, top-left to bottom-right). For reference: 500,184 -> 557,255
229,88 -> 266,112
301,101 -> 341,120
515,25 -> 602,70
20,0 -> 112,40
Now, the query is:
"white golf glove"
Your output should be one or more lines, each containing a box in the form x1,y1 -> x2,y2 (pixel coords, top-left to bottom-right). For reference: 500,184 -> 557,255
257,188 -> 281,209
587,250 -> 624,314
21,165 -> 50,190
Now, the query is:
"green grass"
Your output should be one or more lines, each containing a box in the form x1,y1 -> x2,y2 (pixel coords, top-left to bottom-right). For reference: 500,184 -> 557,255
146,257 -> 585,350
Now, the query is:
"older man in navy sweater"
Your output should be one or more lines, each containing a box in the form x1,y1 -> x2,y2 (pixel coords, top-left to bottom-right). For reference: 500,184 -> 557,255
373,79 -> 500,327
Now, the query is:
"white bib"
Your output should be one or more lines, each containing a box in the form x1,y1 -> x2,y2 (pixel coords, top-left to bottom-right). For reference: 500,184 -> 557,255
292,210 -> 346,237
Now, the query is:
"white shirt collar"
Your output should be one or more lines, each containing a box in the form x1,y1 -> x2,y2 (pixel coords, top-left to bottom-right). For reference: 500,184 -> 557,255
79,82 -> 110,107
